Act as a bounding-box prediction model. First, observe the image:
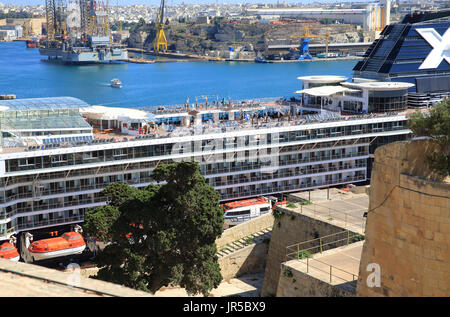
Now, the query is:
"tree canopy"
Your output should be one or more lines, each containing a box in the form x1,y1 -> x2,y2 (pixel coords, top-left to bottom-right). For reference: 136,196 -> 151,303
84,161 -> 224,296
407,98 -> 450,178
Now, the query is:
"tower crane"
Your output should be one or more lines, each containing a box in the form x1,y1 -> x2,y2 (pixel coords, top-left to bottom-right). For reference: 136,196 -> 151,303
154,0 -> 168,52
289,24 -> 330,58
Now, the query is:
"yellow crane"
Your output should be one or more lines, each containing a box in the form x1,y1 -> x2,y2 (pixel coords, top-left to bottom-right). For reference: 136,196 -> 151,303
289,24 -> 330,58
154,0 -> 168,52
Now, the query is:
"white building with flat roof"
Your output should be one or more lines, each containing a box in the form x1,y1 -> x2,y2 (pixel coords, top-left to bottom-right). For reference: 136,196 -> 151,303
297,75 -> 414,113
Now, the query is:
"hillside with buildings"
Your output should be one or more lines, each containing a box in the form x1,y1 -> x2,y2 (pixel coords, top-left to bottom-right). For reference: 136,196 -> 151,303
127,19 -> 370,59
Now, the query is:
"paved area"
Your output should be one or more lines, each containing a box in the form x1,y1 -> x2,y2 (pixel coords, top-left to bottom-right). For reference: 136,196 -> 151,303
286,241 -> 363,287
288,187 -> 368,203
288,193 -> 369,234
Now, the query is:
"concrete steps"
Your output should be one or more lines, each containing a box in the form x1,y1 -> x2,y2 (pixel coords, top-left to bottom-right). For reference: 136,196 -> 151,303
217,227 -> 272,258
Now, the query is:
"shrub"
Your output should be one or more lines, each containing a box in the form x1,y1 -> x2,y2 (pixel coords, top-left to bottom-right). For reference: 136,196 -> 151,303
286,202 -> 297,208
407,99 -> 450,179
296,250 -> 313,260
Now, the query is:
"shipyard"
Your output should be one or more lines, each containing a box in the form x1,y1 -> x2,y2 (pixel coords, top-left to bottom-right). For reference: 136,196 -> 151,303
0,0 -> 449,302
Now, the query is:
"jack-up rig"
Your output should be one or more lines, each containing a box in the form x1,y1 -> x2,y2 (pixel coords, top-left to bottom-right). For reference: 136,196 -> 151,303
39,0 -> 128,63
153,0 -> 167,52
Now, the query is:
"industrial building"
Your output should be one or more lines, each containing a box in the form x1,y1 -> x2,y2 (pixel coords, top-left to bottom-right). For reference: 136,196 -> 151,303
246,0 -> 391,32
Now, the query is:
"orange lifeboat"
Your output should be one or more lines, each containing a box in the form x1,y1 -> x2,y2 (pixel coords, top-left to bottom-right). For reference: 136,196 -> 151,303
0,241 -> 20,262
28,231 -> 86,261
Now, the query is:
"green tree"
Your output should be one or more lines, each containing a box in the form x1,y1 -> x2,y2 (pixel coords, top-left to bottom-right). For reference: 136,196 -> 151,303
407,99 -> 450,178
84,161 -> 224,296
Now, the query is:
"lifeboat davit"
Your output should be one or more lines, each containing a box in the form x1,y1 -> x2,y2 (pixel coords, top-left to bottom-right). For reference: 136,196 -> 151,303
28,231 -> 86,261
0,241 -> 20,261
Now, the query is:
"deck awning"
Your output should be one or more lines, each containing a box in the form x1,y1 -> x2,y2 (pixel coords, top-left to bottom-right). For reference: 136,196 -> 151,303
81,105 -> 156,122
295,85 -> 351,97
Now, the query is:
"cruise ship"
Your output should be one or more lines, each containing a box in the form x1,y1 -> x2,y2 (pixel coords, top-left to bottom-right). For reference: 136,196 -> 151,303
0,89 -> 413,246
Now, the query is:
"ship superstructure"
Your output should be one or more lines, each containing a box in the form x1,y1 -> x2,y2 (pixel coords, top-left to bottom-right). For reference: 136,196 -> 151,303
353,10 -> 450,106
39,0 -> 127,63
0,85 -> 414,242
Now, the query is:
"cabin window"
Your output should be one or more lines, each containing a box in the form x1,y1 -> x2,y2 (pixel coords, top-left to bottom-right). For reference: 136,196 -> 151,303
70,236 -> 79,240
62,234 -> 70,240
225,209 -> 251,217
260,207 -> 270,213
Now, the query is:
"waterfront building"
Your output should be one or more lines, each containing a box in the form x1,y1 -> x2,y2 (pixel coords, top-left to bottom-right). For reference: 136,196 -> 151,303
245,0 -> 391,32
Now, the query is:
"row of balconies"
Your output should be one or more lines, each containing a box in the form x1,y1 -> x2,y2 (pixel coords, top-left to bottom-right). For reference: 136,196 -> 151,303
0,196 -> 106,221
4,122 -> 406,174
0,151 -> 368,202
0,215 -> 84,238
199,151 -> 368,175
0,155 -> 368,205
0,171 -> 366,239
1,137 -> 371,189
208,163 -> 367,188
219,174 -> 367,201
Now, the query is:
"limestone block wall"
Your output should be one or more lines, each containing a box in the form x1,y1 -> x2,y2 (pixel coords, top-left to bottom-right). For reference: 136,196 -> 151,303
216,213 -> 274,250
357,140 -> 450,297
261,207 -> 348,297
219,242 -> 269,281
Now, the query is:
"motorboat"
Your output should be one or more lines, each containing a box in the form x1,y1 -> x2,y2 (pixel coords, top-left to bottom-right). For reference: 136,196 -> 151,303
110,78 -> 122,88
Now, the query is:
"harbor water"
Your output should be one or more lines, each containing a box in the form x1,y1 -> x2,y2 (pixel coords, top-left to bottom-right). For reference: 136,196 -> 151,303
0,41 -> 357,108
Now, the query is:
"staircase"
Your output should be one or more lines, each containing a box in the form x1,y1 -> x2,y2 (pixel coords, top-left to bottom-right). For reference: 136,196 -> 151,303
217,227 -> 272,258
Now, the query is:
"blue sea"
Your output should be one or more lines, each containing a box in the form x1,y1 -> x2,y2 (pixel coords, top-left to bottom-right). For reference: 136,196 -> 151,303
0,41 -> 356,108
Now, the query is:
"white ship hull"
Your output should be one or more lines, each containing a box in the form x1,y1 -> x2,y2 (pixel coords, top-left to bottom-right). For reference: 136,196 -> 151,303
8,255 -> 20,262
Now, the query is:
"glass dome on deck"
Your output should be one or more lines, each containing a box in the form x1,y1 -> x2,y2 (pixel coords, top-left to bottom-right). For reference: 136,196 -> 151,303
0,97 -> 89,112
0,97 -> 92,133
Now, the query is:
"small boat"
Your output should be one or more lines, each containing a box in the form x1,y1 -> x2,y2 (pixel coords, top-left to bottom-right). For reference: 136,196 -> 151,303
26,37 -> 39,48
28,231 -> 86,261
110,78 -> 122,88
222,197 -> 273,228
254,56 -> 272,63
0,240 -> 20,262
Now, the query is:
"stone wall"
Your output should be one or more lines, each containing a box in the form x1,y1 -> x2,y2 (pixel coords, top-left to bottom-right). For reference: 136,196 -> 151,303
276,261 -> 355,297
216,213 -> 274,250
0,258 -> 151,297
357,140 -> 450,296
261,207 -> 348,297
219,242 -> 269,282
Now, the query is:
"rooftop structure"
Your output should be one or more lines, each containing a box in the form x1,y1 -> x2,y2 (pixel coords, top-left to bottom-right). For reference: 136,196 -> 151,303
297,75 -> 414,113
0,97 -> 93,150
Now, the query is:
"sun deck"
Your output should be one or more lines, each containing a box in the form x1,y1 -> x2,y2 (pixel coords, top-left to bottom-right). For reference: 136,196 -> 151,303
0,95 -> 423,157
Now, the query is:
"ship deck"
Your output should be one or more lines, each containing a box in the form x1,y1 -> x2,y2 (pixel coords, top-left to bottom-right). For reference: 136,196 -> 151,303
0,100 -> 424,155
